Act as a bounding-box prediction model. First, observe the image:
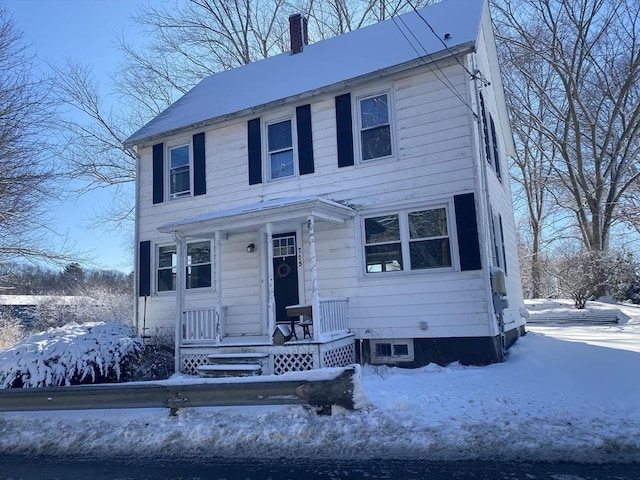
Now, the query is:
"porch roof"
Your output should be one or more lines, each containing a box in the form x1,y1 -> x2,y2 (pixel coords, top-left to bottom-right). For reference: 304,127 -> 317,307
158,196 -> 355,236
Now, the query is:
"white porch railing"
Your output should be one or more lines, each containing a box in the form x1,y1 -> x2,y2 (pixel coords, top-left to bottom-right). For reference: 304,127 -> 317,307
179,298 -> 347,345
182,307 -> 225,344
317,297 -> 349,336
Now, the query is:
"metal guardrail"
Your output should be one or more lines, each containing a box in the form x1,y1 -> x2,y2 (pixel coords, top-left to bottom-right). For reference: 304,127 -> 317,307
0,366 -> 357,415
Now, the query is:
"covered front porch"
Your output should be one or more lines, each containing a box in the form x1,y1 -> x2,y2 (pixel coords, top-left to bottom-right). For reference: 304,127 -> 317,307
158,197 -> 357,375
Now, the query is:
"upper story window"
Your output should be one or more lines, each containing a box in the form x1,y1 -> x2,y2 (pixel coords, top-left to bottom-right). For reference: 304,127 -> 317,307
359,92 -> 392,161
267,118 -> 295,180
479,93 -> 502,181
363,206 -> 452,274
169,144 -> 191,199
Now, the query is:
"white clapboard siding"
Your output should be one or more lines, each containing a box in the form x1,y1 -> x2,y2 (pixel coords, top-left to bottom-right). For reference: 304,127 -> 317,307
135,55 -> 514,338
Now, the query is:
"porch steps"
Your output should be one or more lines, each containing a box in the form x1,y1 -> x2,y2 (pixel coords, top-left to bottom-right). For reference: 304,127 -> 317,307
196,352 -> 268,378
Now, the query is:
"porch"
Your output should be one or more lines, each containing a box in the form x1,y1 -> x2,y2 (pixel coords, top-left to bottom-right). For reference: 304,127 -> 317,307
158,197 -> 357,375
178,296 -> 355,375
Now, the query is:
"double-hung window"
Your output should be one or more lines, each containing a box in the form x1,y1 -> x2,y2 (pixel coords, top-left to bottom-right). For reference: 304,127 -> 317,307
157,245 -> 177,292
267,119 -> 294,180
364,207 -> 452,274
186,241 -> 211,289
364,215 -> 403,272
408,208 -> 451,270
359,92 -> 392,161
157,241 -> 211,291
169,144 -> 191,198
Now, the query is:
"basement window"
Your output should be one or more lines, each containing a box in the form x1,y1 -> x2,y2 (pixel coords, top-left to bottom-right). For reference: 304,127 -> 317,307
371,339 -> 414,364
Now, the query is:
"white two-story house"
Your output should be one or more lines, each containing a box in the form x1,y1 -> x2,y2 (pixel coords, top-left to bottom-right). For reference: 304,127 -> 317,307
125,0 -> 526,376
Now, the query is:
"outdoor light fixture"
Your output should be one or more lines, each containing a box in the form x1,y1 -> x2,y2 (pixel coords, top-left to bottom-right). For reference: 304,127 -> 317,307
247,243 -> 255,253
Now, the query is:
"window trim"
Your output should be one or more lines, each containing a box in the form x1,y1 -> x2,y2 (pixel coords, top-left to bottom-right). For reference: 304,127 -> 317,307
264,115 -> 298,182
360,202 -> 457,277
355,88 -> 395,163
166,138 -> 193,200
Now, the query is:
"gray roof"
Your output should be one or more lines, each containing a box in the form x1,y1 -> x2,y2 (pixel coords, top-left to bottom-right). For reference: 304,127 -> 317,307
125,0 -> 484,146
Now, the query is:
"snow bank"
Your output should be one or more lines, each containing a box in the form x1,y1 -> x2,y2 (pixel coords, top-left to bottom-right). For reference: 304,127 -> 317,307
0,303 -> 638,463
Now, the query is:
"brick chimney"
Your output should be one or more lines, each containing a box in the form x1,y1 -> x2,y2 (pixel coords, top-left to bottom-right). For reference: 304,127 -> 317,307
289,13 -> 308,54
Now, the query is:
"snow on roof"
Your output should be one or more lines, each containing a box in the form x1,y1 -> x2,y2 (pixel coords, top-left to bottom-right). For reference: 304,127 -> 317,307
125,0 -> 484,146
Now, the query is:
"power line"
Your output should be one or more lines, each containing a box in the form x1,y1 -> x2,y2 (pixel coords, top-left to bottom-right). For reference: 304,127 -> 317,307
384,4 -> 478,120
408,0 -> 484,83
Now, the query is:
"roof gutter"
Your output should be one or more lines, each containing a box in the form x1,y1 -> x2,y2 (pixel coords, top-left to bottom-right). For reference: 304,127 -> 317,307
124,41 -> 476,149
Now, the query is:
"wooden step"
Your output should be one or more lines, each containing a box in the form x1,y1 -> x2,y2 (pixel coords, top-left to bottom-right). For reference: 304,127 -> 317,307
197,363 -> 263,378
206,352 -> 268,365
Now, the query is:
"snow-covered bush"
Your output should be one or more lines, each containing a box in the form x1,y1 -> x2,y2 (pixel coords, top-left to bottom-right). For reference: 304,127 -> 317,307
0,322 -> 143,388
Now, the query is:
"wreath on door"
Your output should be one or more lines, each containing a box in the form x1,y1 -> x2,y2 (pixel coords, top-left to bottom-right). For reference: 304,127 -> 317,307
276,262 -> 292,278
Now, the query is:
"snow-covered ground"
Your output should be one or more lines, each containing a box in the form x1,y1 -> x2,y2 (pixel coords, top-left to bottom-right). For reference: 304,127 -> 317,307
0,300 -> 638,464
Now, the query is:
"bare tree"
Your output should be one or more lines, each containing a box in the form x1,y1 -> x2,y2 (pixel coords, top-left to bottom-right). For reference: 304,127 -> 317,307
0,9 -> 74,265
51,60 -> 136,226
499,38 -> 559,297
493,0 -> 640,262
308,0 -> 432,39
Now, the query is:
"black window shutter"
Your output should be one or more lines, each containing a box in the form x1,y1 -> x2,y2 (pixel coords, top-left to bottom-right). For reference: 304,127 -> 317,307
138,240 -> 151,297
335,93 -> 354,167
248,118 -> 262,185
193,132 -> 206,196
498,214 -> 507,275
296,104 -> 314,175
479,94 -> 491,167
490,116 -> 502,180
454,193 -> 482,271
152,143 -> 164,204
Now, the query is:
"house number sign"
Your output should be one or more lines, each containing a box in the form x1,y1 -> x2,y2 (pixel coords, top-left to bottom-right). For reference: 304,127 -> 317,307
298,247 -> 303,267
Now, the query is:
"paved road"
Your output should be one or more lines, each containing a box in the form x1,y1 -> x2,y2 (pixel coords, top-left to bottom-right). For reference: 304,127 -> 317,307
1,456 -> 639,480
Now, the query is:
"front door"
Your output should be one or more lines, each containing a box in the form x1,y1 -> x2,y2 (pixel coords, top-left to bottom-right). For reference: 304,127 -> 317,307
273,233 -> 299,322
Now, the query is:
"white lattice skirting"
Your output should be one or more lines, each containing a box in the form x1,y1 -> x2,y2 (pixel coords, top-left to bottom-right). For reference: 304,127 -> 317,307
180,339 -> 356,376
323,343 -> 355,368
273,353 -> 315,375
181,353 -> 209,376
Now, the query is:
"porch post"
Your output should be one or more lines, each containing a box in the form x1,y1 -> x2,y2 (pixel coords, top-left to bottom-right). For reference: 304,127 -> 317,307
266,222 -> 276,343
214,230 -> 223,344
307,216 -> 320,341
173,233 -> 186,374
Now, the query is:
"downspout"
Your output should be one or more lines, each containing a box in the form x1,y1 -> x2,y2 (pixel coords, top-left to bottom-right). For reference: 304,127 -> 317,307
470,56 -> 505,357
128,145 -> 141,334
307,216 -> 320,341
173,232 -> 185,374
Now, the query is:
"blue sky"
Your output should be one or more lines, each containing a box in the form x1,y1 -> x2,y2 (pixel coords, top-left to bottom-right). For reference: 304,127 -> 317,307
4,0 -> 150,272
